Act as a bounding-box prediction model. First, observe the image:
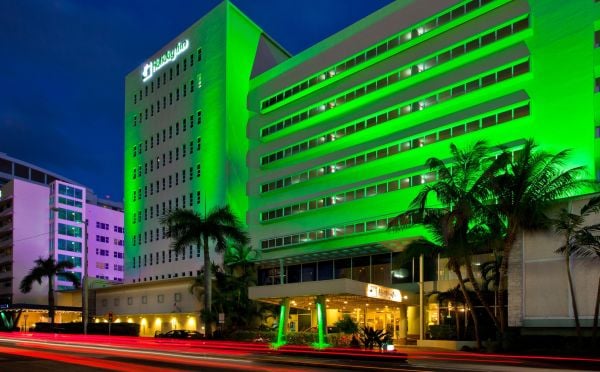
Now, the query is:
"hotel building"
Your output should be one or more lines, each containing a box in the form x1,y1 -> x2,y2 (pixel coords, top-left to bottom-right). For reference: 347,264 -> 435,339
116,0 -> 600,340
0,155 -> 124,329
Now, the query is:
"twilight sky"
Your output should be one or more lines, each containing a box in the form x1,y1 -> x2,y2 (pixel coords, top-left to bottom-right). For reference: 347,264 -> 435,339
0,0 -> 393,201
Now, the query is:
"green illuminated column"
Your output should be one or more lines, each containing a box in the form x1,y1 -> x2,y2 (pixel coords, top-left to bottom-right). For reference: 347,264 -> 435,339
314,295 -> 329,349
273,297 -> 289,348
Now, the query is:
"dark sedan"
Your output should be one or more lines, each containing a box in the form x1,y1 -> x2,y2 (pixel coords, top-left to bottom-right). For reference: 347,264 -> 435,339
155,330 -> 204,339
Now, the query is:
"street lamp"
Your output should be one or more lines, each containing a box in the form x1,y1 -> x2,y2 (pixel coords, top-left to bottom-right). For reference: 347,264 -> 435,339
83,219 -> 88,336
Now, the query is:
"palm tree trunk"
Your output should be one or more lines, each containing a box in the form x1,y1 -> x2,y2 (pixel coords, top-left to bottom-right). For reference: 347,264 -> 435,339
48,276 -> 55,330
454,305 -> 461,340
593,274 -> 600,343
455,268 -> 481,350
565,253 -> 582,340
203,235 -> 212,338
498,224 -> 518,337
465,259 -> 500,330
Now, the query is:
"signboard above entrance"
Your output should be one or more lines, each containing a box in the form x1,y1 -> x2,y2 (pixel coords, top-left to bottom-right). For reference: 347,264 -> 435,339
366,284 -> 402,302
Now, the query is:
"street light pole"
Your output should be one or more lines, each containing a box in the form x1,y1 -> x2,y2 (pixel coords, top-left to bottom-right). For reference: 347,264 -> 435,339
83,219 -> 89,335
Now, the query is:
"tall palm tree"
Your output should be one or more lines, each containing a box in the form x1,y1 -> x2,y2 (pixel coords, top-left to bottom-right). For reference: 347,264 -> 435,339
492,140 -> 588,335
397,210 -> 483,348
569,227 -> 600,343
553,196 -> 600,341
393,141 -> 504,333
20,256 -> 81,329
162,206 -> 248,337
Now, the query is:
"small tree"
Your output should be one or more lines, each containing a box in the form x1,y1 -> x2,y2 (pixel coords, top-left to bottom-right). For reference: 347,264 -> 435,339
20,256 -> 80,329
334,315 -> 359,335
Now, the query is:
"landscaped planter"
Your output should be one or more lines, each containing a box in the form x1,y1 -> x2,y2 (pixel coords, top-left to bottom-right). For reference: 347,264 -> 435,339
417,339 -> 477,350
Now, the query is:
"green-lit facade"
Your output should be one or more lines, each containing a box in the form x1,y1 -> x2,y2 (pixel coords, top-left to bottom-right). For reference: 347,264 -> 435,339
123,0 -> 600,340
124,2 -> 287,284
247,0 -> 599,341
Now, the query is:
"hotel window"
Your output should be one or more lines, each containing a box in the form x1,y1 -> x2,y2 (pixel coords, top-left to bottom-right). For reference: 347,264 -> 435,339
183,84 -> 187,97
197,110 -> 202,125
197,48 -> 202,62
190,80 -> 194,92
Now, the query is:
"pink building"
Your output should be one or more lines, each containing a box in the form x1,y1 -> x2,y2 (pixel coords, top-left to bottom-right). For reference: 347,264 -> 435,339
0,176 -> 123,323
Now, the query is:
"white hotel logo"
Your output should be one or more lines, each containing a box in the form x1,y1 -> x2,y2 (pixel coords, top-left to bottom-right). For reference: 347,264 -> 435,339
142,39 -> 190,82
366,284 -> 402,302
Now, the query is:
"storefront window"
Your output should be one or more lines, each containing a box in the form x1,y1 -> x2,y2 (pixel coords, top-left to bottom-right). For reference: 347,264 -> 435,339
352,256 -> 370,283
371,253 -> 391,285
287,265 -> 301,283
334,258 -> 351,279
302,263 -> 316,282
317,260 -> 333,280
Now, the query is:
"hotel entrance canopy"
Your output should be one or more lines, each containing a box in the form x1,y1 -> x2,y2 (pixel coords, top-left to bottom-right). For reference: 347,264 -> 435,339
249,278 -> 404,309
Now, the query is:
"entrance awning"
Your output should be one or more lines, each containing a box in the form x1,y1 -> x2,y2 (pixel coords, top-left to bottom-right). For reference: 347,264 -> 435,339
249,278 -> 405,310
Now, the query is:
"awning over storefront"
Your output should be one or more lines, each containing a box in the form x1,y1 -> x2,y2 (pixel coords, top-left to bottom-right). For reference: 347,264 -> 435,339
249,278 -> 404,309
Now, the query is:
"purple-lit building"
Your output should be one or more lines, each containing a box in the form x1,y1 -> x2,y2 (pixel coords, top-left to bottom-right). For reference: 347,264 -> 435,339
0,154 -> 124,328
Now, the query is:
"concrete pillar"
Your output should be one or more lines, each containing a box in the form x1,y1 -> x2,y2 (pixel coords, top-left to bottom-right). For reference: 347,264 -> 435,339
275,297 -> 290,346
399,305 -> 408,344
315,295 -> 327,347
419,254 -> 424,341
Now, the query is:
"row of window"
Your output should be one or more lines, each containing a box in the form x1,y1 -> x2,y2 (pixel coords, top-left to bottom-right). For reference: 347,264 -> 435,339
132,271 -> 198,283
261,214 -> 408,250
262,171 -> 435,222
96,222 -> 109,230
57,239 -> 81,253
57,208 -> 82,223
94,275 -> 123,282
260,59 -> 530,193
58,196 -> 82,209
261,147 -> 523,250
95,249 -> 123,258
132,141 -> 201,181
259,0 -> 498,111
132,246 -> 201,269
95,262 -> 124,271
58,184 -> 83,200
133,111 -> 202,157
96,235 -> 109,243
132,191 -> 201,226
261,15 -> 528,139
133,48 -> 202,104
94,224 -> 124,234
58,223 -> 82,238
260,17 -> 529,164
58,254 -> 81,268
260,103 -> 530,221
132,167 -> 201,203
132,80 -> 201,127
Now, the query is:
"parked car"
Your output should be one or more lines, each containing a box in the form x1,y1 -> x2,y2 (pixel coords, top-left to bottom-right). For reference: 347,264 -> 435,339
155,329 -> 204,339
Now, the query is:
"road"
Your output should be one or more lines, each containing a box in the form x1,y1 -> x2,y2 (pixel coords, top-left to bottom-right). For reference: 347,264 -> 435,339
0,333 -> 598,371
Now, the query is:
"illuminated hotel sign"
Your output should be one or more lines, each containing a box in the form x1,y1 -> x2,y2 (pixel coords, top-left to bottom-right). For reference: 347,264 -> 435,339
366,284 -> 402,302
142,39 -> 190,82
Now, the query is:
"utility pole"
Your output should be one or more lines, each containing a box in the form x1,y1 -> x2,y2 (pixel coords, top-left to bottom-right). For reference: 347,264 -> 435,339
83,219 -> 89,335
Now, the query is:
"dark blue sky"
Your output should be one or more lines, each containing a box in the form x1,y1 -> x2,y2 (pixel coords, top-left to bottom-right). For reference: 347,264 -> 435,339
0,0 -> 393,201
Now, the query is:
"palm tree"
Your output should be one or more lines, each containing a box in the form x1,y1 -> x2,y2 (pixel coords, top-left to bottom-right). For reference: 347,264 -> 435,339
569,227 -> 600,343
162,206 -> 248,337
392,142 -> 504,334
20,256 -> 81,329
552,197 -> 600,341
224,243 -> 259,278
396,211 -> 483,348
553,196 -> 600,341
492,140 -> 588,335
